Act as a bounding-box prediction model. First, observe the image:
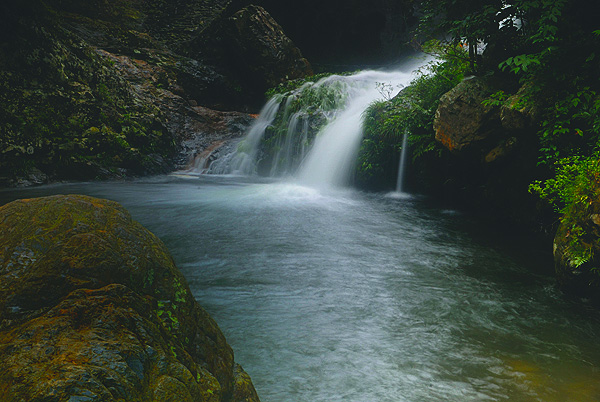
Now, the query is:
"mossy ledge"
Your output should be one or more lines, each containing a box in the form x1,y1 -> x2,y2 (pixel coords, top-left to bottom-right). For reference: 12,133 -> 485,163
0,194 -> 260,402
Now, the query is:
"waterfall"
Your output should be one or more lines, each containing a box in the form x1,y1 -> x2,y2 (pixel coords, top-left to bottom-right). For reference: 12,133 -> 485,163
296,70 -> 414,188
207,96 -> 282,175
396,130 -> 409,193
206,57 -> 429,187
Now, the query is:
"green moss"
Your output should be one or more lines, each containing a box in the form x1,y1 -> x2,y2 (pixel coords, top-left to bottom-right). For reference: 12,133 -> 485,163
265,71 -> 354,99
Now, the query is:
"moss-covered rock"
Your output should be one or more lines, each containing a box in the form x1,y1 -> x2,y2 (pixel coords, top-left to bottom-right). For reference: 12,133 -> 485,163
553,188 -> 600,300
0,194 -> 259,402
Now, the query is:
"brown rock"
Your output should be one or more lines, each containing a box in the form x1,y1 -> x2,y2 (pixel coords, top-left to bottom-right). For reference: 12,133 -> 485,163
0,195 -> 260,402
434,77 -> 500,152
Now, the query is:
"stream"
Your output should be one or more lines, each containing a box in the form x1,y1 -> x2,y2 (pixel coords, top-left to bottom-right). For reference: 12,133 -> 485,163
2,175 -> 600,401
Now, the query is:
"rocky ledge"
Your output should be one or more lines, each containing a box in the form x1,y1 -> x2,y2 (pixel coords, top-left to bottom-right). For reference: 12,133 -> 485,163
0,194 -> 259,402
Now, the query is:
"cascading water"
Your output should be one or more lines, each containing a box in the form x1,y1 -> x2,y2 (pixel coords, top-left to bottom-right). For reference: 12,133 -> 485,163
395,130 -> 409,193
208,96 -> 282,175
207,58 -> 430,188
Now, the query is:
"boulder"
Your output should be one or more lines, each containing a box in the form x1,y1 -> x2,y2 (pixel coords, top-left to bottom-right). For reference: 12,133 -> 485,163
433,77 -> 501,153
225,5 -> 313,89
0,194 -> 260,402
500,83 -> 540,131
195,5 -> 312,101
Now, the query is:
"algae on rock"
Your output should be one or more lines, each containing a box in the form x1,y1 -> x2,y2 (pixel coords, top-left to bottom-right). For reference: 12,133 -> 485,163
0,194 -> 260,402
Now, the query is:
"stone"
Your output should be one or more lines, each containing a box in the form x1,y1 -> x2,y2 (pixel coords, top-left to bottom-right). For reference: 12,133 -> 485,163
0,194 -> 260,402
500,83 -> 540,131
433,76 -> 501,153
484,137 -> 517,163
195,4 -> 313,101
225,5 -> 313,89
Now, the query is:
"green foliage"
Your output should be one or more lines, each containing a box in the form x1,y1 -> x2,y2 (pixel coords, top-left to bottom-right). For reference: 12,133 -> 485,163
356,57 -> 468,188
538,87 -> 600,165
530,155 -> 600,267
265,72 -> 353,99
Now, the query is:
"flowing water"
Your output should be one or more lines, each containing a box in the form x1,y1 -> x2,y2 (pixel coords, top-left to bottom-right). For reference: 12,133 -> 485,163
204,61 -> 427,187
2,176 -> 600,402
396,130 -> 410,193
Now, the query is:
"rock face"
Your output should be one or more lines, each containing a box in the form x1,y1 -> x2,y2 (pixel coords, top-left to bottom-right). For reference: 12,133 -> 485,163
0,0 -> 288,186
194,5 -> 313,104
0,195 -> 260,402
226,5 -> 313,91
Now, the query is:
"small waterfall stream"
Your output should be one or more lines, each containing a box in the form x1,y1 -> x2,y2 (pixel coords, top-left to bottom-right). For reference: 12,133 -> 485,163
208,96 -> 282,175
395,130 -> 409,193
205,59 -> 429,187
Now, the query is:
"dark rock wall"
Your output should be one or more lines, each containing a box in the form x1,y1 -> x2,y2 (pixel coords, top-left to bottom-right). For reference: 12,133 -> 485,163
0,0 -> 314,186
413,75 -> 552,232
240,0 -> 417,69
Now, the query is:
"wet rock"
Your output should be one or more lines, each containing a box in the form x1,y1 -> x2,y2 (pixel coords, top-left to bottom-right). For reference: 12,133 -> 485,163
434,76 -> 501,153
0,194 -> 260,402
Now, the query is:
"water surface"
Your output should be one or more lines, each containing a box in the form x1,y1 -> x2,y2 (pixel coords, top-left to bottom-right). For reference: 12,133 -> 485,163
2,175 -> 600,401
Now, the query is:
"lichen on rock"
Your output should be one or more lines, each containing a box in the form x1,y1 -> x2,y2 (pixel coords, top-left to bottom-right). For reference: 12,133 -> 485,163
0,194 -> 260,402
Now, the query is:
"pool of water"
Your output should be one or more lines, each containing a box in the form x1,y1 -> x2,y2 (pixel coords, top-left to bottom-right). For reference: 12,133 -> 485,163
2,175 -> 600,401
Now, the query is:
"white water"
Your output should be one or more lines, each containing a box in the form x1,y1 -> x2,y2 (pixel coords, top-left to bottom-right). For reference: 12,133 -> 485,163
207,58 -> 430,188
396,130 -> 409,193
297,70 -> 413,188
208,96 -> 282,175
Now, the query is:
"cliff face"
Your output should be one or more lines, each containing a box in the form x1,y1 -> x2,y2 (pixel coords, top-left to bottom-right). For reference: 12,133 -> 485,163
0,0 -> 311,186
0,194 -> 260,402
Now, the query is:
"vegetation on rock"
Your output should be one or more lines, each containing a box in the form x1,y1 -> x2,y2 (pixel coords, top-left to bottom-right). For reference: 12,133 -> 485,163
0,0 -> 310,186
0,194 -> 259,401
357,57 -> 468,189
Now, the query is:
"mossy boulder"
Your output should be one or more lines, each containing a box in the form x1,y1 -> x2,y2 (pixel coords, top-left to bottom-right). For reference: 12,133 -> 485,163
0,194 -> 259,402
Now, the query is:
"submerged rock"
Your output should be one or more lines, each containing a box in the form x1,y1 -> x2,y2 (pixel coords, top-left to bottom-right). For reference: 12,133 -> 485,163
0,195 -> 259,402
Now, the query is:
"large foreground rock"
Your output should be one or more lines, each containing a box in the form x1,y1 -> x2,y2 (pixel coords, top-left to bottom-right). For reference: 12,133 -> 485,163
0,195 -> 259,402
